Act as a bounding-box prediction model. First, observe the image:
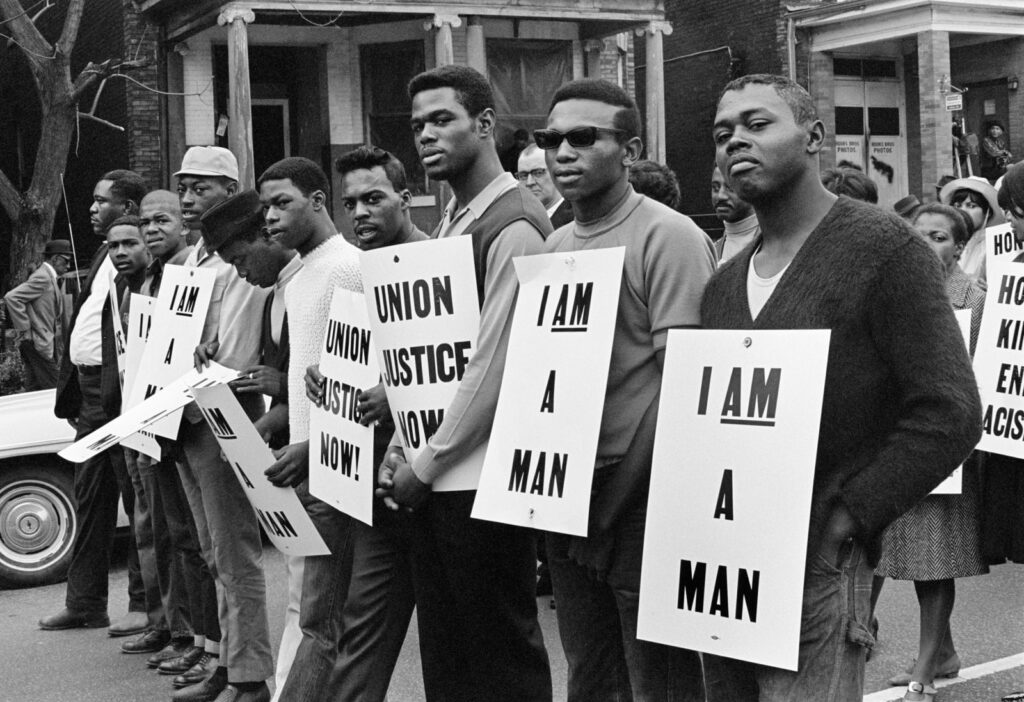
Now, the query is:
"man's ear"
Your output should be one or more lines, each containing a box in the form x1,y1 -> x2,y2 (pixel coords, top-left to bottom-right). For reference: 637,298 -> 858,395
806,119 -> 827,155
399,189 -> 412,211
123,199 -> 138,215
476,108 -> 496,139
622,136 -> 644,168
311,190 -> 327,211
226,180 -> 239,196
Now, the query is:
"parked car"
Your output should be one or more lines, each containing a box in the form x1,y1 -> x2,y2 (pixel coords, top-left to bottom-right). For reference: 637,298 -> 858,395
0,389 -> 77,587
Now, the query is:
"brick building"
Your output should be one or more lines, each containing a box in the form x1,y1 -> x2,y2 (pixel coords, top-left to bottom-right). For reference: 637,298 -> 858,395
646,0 -> 1024,224
132,0 -> 666,237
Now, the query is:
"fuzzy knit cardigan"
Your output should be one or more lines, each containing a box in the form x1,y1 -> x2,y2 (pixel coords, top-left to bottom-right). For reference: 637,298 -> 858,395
700,196 -> 983,563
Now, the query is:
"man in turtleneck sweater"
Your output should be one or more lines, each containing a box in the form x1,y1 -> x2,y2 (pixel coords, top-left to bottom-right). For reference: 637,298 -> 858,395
711,165 -> 759,265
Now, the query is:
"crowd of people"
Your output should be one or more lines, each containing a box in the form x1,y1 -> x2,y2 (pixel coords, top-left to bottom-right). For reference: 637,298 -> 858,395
8,67 -> 1023,702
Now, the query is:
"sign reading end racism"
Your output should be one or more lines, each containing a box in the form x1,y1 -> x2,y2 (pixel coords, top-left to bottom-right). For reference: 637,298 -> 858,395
974,259 -> 1024,459
472,248 -> 623,535
638,329 -> 830,671
193,383 -> 330,557
309,288 -> 379,525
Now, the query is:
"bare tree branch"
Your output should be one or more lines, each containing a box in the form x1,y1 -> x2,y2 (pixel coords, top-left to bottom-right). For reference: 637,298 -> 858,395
0,166 -> 23,222
71,57 -> 148,102
55,0 -> 83,56
0,0 -> 53,68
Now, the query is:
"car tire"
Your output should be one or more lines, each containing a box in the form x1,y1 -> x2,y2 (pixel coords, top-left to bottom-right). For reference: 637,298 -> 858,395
0,464 -> 77,588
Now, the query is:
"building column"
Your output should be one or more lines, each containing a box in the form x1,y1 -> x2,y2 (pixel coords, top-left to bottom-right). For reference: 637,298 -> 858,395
584,39 -> 605,78
809,51 -> 836,171
636,21 -> 673,163
466,16 -> 485,74
426,13 -> 462,67
217,7 -> 256,188
918,30 -> 953,196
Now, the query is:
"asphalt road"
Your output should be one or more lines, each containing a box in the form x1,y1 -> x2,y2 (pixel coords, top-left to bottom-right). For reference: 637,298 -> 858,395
2,545 -> 1021,702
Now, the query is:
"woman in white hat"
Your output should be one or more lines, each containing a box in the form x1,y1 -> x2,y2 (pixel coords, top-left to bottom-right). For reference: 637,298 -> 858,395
939,176 -> 1005,289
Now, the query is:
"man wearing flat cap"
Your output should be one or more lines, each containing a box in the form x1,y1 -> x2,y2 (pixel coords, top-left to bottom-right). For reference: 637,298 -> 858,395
171,148 -> 275,702
4,240 -> 73,390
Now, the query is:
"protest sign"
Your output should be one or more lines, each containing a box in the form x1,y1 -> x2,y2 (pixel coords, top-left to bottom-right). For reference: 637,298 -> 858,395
360,236 -> 484,491
107,268 -> 127,389
121,294 -> 160,460
987,223 -> 1023,262
192,383 -> 330,557
124,264 -> 216,440
638,329 -> 830,671
932,308 -> 973,494
59,362 -> 239,463
472,248 -> 623,534
308,288 -> 379,525
973,258 -> 1024,459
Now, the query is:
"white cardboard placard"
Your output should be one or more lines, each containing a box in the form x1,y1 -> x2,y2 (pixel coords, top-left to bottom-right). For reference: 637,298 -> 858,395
931,308 -> 972,494
986,223 -> 1024,263
120,294 -> 161,460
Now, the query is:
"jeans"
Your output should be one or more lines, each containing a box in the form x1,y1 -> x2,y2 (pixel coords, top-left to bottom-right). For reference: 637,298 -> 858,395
65,371 -> 145,615
547,500 -> 704,702
703,540 -> 876,702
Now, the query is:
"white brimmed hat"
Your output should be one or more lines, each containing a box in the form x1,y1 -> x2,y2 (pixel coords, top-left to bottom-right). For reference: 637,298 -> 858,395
939,176 -> 1005,226
174,146 -> 239,181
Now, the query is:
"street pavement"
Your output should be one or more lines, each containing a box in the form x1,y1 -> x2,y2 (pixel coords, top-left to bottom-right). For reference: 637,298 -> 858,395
2,543 -> 1021,701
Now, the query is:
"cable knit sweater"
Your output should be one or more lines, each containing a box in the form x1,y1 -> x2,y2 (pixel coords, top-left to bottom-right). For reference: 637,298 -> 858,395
700,197 -> 982,562
285,234 -> 362,441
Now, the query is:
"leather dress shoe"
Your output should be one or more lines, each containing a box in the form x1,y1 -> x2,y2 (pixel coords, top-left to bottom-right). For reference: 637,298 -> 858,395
173,652 -> 219,688
108,610 -> 149,637
121,628 -> 171,654
171,669 -> 226,702
147,639 -> 194,668
158,645 -> 205,674
212,683 -> 270,702
38,607 -> 110,630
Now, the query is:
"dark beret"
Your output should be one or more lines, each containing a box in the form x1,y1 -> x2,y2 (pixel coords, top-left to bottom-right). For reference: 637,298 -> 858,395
200,189 -> 263,251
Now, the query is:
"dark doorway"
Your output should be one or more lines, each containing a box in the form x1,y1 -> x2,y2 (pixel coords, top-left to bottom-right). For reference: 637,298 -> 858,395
963,79 -> 1010,178
252,101 -> 288,179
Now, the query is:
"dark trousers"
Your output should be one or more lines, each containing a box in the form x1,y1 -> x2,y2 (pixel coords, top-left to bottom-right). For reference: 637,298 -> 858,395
64,371 -> 145,614
123,449 -> 164,630
409,491 -> 552,702
19,339 -> 58,390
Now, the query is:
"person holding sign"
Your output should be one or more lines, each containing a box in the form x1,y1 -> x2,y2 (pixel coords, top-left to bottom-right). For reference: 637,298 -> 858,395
173,148 -> 274,702
43,170 -> 149,637
378,65 -> 553,702
537,79 -> 715,702
875,203 -> 988,695
939,176 -> 1004,289
702,74 -> 982,702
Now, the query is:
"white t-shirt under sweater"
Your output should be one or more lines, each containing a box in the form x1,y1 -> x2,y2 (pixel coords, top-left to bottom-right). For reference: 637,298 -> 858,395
285,234 -> 361,442
747,251 -> 790,320
720,213 -> 760,266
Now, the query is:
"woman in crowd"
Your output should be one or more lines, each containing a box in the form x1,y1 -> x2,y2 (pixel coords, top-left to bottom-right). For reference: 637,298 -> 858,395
939,177 -> 1004,288
875,202 -> 988,702
980,119 -> 1013,183
821,165 -> 879,203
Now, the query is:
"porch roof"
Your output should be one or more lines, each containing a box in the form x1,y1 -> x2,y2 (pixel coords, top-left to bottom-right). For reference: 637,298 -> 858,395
788,0 -> 1024,52
138,0 -> 665,42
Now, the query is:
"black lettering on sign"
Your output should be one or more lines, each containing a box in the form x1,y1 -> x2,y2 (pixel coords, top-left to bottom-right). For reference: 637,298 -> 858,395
136,312 -> 152,340
699,367 -> 781,427
714,469 -> 734,520
86,433 -> 119,452
324,320 -> 371,365
233,461 -> 255,489
200,406 -> 236,439
677,559 -> 760,622
320,433 -> 361,480
507,448 -> 567,498
396,408 -> 444,449
982,404 -> 1024,440
163,338 -> 175,364
143,384 -> 160,399
537,282 -> 593,332
171,284 -> 201,317
380,342 -> 472,387
993,230 -> 1024,256
998,275 -> 1024,306
373,276 -> 454,323
540,371 -> 556,413
997,319 -> 1024,351
321,377 -> 361,422
260,509 -> 298,538
995,363 -> 1024,397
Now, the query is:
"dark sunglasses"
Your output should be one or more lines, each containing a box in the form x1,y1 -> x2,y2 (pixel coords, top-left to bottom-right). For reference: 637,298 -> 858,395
533,126 -> 628,150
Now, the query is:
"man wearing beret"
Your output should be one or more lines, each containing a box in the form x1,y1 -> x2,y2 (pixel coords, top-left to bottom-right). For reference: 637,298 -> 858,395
4,239 -> 73,390
172,147 -> 274,702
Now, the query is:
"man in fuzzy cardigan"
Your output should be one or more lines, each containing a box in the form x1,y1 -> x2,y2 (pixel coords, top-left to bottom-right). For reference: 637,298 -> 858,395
701,74 -> 982,702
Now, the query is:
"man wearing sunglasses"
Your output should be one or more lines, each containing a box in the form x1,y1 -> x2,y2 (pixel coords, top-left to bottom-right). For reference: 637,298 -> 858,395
540,79 -> 715,702
377,65 -> 553,702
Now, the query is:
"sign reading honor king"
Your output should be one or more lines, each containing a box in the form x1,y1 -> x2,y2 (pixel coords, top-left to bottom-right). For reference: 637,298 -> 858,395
973,258 -> 1024,459
472,248 -> 623,534
638,329 -> 830,671
192,383 -> 330,557
309,288 -> 379,525
360,236 -> 484,491
125,264 -> 216,440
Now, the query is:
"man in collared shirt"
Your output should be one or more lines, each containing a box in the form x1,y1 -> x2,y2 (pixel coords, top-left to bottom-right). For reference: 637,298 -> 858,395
4,239 -> 72,390
379,64 -> 553,702
171,148 -> 273,702
43,170 -> 150,637
517,143 -> 573,228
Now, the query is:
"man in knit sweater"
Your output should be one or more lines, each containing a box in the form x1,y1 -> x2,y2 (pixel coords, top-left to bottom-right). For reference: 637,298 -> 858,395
711,165 -> 759,265
540,78 -> 715,702
378,65 -> 553,701
254,157 -> 363,702
701,74 -> 981,701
